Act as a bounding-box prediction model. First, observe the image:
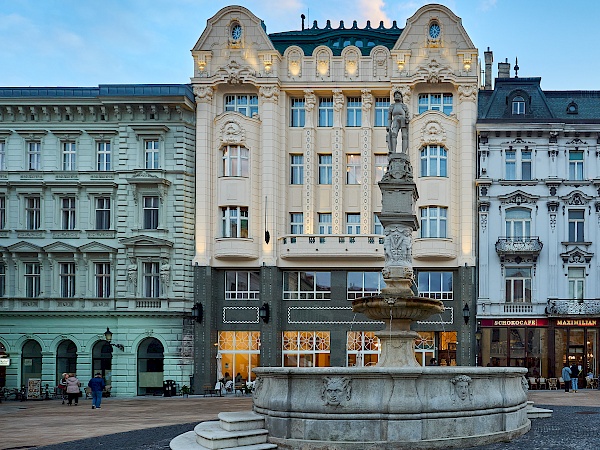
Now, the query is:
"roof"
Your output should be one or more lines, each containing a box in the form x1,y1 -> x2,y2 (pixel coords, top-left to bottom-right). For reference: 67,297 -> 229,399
268,20 -> 403,56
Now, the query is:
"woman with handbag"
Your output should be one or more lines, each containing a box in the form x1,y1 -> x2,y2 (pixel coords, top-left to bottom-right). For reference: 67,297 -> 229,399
58,373 -> 68,404
65,373 -> 81,406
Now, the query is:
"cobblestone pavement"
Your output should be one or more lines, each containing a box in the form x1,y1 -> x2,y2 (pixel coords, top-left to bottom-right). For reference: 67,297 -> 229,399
1,390 -> 598,450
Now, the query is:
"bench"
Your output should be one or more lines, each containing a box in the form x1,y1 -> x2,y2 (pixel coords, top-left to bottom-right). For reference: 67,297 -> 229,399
203,385 -> 222,397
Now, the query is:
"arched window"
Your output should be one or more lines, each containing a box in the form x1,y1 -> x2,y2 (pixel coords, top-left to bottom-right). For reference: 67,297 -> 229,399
92,340 -> 113,386
56,340 -> 77,383
21,340 -> 42,386
420,145 -> 448,177
505,208 -> 531,238
512,96 -> 525,115
138,338 -> 164,395
222,145 -> 249,177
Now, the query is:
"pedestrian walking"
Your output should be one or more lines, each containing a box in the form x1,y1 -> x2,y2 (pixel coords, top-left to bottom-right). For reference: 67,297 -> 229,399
65,373 -> 81,405
58,373 -> 68,404
561,362 -> 571,393
570,363 -> 581,393
88,373 -> 106,409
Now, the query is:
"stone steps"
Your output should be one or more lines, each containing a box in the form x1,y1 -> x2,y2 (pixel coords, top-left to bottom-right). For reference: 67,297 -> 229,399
170,411 -> 276,450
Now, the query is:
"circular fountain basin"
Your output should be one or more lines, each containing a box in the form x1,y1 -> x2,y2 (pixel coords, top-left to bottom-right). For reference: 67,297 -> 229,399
252,366 -> 530,449
352,295 -> 444,322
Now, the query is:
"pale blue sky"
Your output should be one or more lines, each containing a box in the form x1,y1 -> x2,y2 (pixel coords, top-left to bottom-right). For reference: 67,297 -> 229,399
0,0 -> 596,91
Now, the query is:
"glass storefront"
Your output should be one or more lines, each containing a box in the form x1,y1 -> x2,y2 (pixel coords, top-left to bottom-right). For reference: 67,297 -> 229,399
217,331 -> 260,382
283,331 -> 330,367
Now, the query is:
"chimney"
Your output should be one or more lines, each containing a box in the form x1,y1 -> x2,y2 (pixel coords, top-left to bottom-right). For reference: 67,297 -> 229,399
498,58 -> 511,78
484,47 -> 493,90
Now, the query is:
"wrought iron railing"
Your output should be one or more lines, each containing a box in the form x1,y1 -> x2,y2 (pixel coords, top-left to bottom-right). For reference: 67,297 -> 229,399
495,237 -> 543,254
546,299 -> 600,315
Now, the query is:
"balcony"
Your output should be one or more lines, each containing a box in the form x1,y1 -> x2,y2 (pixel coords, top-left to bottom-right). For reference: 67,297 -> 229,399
280,235 -> 384,260
546,299 -> 600,316
477,301 -> 548,316
495,237 -> 543,260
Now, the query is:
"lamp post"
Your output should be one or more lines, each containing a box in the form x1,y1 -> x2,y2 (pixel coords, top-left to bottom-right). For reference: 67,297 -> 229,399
104,327 -> 124,351
475,327 -> 482,366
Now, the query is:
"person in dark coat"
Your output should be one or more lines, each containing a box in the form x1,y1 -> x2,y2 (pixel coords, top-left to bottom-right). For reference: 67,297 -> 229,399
561,362 -> 571,393
570,363 -> 581,392
88,373 -> 106,409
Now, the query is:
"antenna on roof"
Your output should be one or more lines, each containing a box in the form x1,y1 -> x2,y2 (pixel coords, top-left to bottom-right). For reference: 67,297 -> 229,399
301,14 -> 305,30
514,57 -> 519,78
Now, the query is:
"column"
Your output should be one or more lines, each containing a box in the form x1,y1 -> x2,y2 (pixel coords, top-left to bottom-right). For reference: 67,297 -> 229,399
303,90 -> 316,234
331,89 -> 344,234
361,89 -> 373,233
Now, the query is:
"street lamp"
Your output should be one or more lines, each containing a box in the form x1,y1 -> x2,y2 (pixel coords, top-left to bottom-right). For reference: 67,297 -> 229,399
462,303 -> 470,325
259,303 -> 270,324
104,327 -> 124,351
191,303 -> 203,323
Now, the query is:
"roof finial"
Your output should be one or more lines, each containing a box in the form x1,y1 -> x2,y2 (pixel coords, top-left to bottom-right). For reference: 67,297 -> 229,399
301,14 -> 305,31
514,57 -> 519,78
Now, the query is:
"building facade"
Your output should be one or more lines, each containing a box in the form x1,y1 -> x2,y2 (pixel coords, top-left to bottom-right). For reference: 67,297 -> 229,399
476,57 -> 600,379
191,4 -> 479,391
0,85 -> 196,396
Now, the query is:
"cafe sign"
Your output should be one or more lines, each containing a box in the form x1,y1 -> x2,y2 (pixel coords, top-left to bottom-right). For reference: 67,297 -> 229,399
0,358 -> 10,366
481,319 -> 548,327
556,319 -> 597,326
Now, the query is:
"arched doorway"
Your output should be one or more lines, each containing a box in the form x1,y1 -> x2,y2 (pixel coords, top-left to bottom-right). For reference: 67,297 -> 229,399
92,341 -> 113,386
0,342 -> 7,388
21,340 -> 42,387
56,340 -> 77,382
137,338 -> 164,395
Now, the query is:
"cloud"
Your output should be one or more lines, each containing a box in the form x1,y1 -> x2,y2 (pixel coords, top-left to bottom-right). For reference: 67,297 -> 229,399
479,0 -> 497,11
357,0 -> 390,26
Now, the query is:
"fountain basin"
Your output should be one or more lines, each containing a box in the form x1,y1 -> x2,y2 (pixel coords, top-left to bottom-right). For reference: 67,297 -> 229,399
352,295 -> 444,322
252,366 -> 530,449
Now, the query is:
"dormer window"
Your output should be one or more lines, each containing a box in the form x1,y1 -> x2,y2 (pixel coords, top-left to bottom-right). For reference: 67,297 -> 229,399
566,101 -> 578,115
512,96 -> 525,115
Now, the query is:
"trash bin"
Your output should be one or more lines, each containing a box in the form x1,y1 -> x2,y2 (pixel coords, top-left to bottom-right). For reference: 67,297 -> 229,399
163,380 -> 176,397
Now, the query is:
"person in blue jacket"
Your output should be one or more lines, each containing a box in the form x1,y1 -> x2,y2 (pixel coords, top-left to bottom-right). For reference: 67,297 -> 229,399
88,373 -> 106,409
561,362 -> 571,393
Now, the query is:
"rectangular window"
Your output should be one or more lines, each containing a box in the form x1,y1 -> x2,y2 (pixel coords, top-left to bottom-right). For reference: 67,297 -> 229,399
318,154 -> 332,184
25,196 -> 41,230
505,267 -> 532,302
0,264 -> 5,297
568,210 -> 585,242
97,142 -> 111,171
417,271 -> 453,300
61,197 -> 76,230
521,151 -> 532,180
25,263 -> 41,297
374,98 -> 390,127
418,93 -> 453,115
420,206 -> 447,238
568,267 -> 585,300
347,331 -> 380,367
290,213 -> 304,234
346,213 -> 360,234
0,141 -> 5,170
505,150 -> 516,180
222,206 -> 249,238
283,331 -> 331,367
346,97 -> 362,127
283,271 -> 331,300
143,262 -> 160,298
0,196 -> 5,230
95,197 -> 111,230
347,272 -> 385,300
95,263 -> 111,298
290,98 -> 305,127
222,145 -> 249,177
374,154 -> 387,183
290,154 -> 304,185
318,98 -> 333,127
346,154 -> 361,184
225,94 -> 258,117
505,209 -> 531,238
420,145 -> 447,177
569,150 -> 584,180
318,213 -> 332,234
505,149 -> 532,180
145,140 -> 160,169
62,142 -> 76,171
28,142 -> 41,170
143,196 -> 159,229
374,214 -> 383,234
225,271 -> 260,300
60,262 -> 76,298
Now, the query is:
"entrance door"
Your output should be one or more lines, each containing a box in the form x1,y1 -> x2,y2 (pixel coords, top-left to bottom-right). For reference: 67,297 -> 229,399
21,340 -> 42,387
56,340 -> 77,382
137,338 -> 164,395
92,341 -> 113,386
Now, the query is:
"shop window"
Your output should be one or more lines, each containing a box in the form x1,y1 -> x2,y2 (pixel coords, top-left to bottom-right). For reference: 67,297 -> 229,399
347,332 -> 380,367
217,331 -> 260,383
283,331 -> 330,367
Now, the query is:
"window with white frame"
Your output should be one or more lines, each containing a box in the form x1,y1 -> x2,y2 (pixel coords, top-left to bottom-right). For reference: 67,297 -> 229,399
0,264 -> 5,297
217,331 -> 261,383
290,212 -> 304,234
417,271 -> 453,300
420,145 -> 447,177
318,213 -> 332,234
0,141 -> 5,170
318,154 -> 332,184
283,271 -> 331,300
346,213 -> 360,234
97,142 -> 111,171
283,331 -> 331,367
346,97 -> 362,127
420,206 -> 447,238
60,197 -> 76,230
318,98 -> 333,127
0,195 -> 5,230
374,154 -> 387,182
568,150 -> 584,180
505,208 -> 531,238
347,271 -> 385,300
568,209 -> 585,242
346,154 -> 361,184
95,263 -> 111,298
347,331 -> 380,367
374,98 -> 390,127
568,267 -> 585,300
505,267 -> 531,302
143,262 -> 160,298
290,98 -> 305,127
225,271 -> 260,300
505,149 -> 532,180
25,196 -> 41,230
60,263 -> 76,298
62,142 -> 76,171
95,197 -> 111,230
222,145 -> 249,177
290,154 -> 304,184
221,206 -> 249,238
143,196 -> 159,229
145,140 -> 159,169
225,94 -> 258,117
418,93 -> 453,115
512,96 -> 525,115
373,214 -> 383,234
28,142 -> 41,170
25,263 -> 41,297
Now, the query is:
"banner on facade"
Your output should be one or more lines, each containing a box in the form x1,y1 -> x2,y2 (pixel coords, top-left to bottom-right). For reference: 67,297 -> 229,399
555,319 -> 597,326
480,319 -> 549,327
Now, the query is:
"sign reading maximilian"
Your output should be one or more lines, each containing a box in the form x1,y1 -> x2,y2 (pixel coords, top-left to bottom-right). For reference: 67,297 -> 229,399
556,319 -> 597,326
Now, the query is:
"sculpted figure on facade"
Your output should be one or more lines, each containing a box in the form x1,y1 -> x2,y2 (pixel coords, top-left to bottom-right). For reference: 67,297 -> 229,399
361,89 -> 373,128
304,89 -> 317,128
193,86 -> 213,103
259,85 -> 280,102
387,90 -> 410,154
127,262 -> 138,287
321,376 -> 351,406
333,89 -> 344,128
160,261 -> 171,285
220,120 -> 245,145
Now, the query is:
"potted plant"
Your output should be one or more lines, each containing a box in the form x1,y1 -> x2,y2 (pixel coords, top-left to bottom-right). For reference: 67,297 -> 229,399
181,385 -> 190,398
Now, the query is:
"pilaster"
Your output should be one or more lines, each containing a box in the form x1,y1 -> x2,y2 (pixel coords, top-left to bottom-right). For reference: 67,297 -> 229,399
332,89 -> 344,234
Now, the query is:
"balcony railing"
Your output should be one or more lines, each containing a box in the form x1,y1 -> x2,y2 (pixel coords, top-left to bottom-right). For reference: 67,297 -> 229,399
280,234 -> 384,260
546,299 -> 600,315
477,301 -> 547,316
495,237 -> 543,256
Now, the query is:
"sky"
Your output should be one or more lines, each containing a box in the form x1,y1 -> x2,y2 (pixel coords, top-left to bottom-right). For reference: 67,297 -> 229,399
0,0 -> 597,91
